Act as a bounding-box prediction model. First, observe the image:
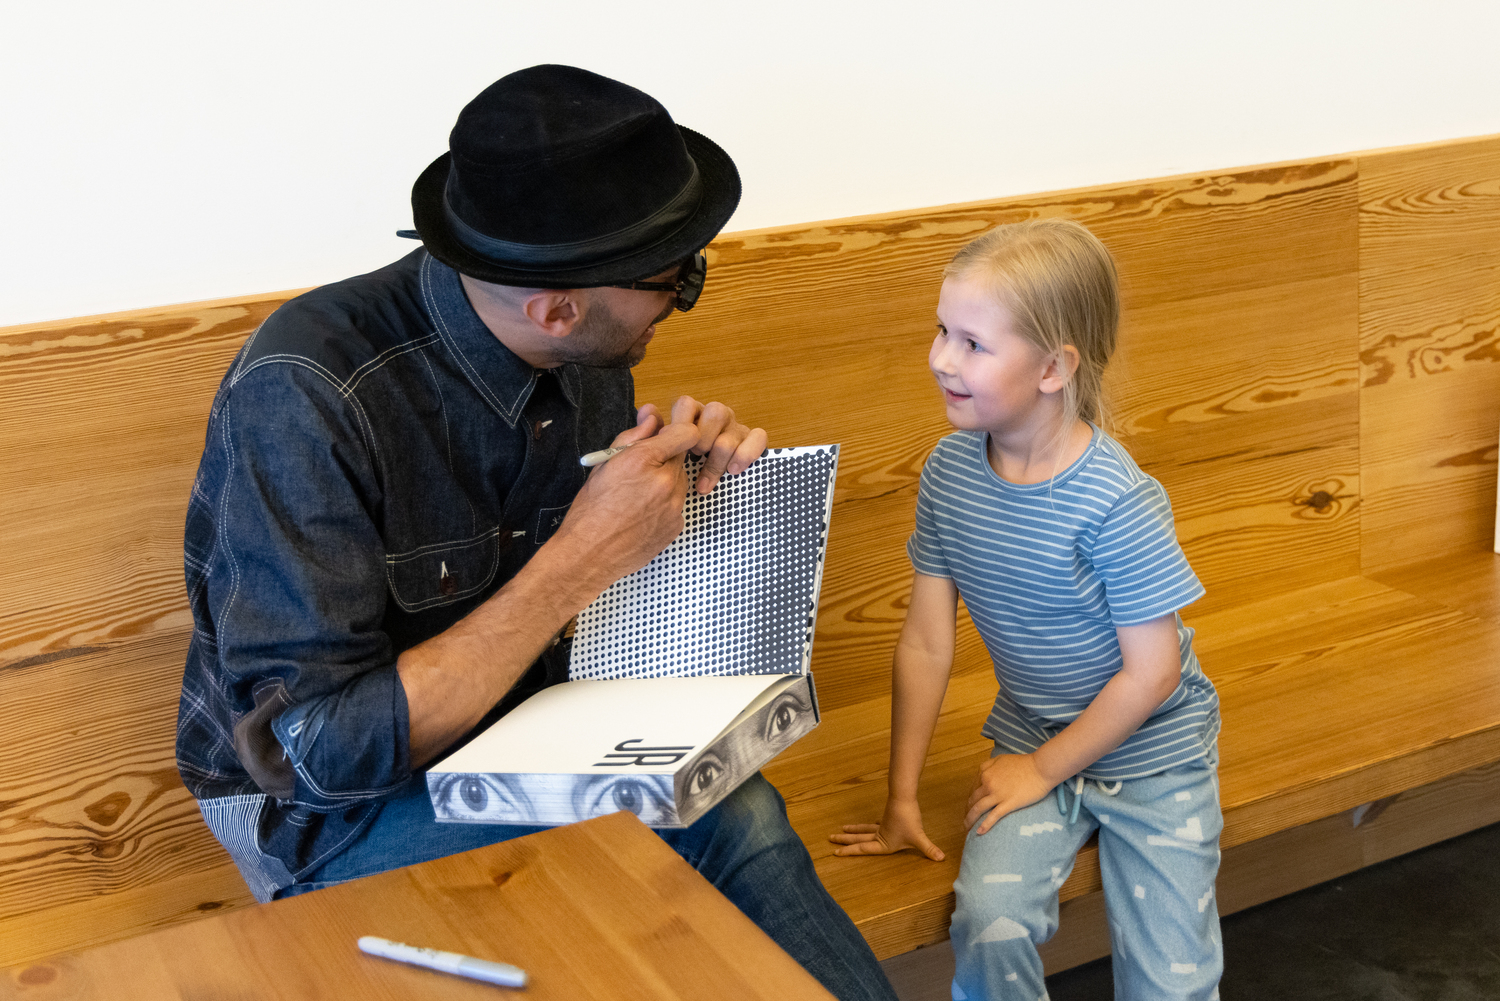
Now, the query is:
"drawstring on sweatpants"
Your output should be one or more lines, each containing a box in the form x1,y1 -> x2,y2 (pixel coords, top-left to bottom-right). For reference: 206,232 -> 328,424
1055,776 -> 1124,824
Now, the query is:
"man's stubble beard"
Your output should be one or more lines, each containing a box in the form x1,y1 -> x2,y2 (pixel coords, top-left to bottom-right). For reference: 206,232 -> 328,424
558,296 -> 673,369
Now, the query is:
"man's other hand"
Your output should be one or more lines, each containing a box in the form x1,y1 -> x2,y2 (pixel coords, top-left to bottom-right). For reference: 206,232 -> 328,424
640,396 -> 767,494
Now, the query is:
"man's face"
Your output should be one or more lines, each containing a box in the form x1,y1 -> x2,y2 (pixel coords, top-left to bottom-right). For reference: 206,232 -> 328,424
560,265 -> 681,368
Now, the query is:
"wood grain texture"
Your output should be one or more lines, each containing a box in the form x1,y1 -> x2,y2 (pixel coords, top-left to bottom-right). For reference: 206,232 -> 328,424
0,862 -> 249,970
0,157 -> 1362,704
1369,547 -> 1500,624
0,811 -> 834,1001
0,297 -> 289,668
1356,135 -> 1500,573
2,135 -> 1499,968
0,631 -> 252,966
768,569 -> 1500,959
638,157 -> 1359,709
1123,392 -> 1360,615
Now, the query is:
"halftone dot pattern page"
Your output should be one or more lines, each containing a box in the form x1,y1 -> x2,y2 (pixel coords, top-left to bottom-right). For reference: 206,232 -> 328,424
569,445 -> 839,680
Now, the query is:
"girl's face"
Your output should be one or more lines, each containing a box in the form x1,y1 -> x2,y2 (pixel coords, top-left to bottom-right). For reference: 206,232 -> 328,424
930,277 -> 1054,436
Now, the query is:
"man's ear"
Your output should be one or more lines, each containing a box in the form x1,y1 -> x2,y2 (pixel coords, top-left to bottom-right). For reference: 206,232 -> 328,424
1039,345 -> 1081,395
521,290 -> 583,340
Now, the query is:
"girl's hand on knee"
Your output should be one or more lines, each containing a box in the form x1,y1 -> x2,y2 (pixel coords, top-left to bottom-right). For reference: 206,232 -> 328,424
966,753 -> 1052,835
829,798 -> 945,861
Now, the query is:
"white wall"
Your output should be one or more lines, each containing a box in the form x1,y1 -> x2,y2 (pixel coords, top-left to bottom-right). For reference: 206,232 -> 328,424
3,0 -> 1498,327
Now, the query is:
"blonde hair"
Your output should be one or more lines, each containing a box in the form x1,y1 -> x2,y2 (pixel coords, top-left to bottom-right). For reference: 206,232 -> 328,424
944,218 -> 1120,433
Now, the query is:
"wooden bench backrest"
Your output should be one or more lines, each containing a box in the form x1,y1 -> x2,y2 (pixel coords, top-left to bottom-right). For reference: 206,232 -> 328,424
2,133 -> 1497,962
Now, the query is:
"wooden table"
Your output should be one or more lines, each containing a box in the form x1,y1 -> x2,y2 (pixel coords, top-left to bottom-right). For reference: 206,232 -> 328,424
0,811 -> 834,1000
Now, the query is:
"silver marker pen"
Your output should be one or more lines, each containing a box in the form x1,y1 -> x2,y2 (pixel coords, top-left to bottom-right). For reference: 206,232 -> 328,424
358,936 -> 528,988
579,443 -> 635,467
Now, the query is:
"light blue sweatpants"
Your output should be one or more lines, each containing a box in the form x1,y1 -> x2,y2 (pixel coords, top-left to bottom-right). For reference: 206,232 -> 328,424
949,749 -> 1222,1001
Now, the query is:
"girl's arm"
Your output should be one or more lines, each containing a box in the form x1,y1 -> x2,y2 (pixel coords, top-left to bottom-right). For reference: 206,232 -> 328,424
829,571 -> 958,860
964,612 -> 1183,834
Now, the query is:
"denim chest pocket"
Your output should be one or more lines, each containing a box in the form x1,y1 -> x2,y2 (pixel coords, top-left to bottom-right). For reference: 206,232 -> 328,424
385,528 -> 502,612
533,504 -> 571,545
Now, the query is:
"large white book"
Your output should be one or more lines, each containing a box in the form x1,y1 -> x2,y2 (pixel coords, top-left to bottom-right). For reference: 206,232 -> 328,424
428,445 -> 839,828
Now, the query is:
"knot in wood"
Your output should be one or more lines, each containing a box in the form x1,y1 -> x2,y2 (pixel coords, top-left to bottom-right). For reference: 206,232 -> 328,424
18,965 -> 57,986
84,790 -> 132,827
92,839 -> 125,860
1305,490 -> 1334,512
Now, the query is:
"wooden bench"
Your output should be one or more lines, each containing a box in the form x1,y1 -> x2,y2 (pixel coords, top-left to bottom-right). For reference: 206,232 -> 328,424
3,134 -> 1498,981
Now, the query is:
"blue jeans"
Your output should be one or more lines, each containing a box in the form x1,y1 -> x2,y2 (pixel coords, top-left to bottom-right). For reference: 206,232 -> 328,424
950,750 -> 1223,1001
276,772 -> 896,1001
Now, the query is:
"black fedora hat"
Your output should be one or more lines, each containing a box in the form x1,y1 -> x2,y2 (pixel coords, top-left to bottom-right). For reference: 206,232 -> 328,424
412,65 -> 741,288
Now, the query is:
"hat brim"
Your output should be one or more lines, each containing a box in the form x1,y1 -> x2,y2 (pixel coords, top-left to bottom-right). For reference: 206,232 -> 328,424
411,126 -> 741,288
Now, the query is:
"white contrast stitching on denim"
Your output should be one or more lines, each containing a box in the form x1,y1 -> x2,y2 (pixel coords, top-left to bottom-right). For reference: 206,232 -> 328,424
385,525 -> 503,561
384,531 -> 501,612
343,334 -> 439,393
419,253 -> 535,427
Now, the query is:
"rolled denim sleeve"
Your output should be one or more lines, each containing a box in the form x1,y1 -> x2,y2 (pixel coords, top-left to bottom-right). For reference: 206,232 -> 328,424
206,359 -> 411,809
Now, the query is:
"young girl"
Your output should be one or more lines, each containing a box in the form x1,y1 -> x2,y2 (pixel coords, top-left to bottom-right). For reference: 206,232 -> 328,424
831,219 -> 1221,1000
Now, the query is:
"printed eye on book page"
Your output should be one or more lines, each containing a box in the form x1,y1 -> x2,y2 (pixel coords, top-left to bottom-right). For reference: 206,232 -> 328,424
428,445 -> 839,828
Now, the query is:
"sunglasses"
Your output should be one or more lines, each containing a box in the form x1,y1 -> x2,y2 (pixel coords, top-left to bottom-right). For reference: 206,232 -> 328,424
607,252 -> 707,312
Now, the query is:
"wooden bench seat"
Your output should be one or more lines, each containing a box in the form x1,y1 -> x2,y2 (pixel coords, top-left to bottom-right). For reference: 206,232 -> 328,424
769,550 -> 1500,963
3,132 -> 1498,975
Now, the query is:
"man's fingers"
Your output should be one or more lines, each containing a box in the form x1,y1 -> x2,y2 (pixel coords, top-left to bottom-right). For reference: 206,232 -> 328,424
635,404 -> 662,431
657,397 -> 767,493
727,427 -> 768,475
671,396 -> 734,450
670,395 -> 704,426
610,408 -> 663,448
695,435 -> 738,494
623,422 -> 699,464
692,401 -> 733,452
695,422 -> 766,494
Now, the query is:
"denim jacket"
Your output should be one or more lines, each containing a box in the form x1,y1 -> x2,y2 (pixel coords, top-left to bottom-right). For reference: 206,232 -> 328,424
176,250 -> 634,897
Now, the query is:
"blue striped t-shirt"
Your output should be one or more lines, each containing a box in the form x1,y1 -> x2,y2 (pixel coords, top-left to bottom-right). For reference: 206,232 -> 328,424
907,427 -> 1219,780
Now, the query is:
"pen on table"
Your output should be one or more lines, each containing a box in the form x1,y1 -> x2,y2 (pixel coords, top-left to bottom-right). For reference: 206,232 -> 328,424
358,936 -> 528,988
579,442 -> 635,467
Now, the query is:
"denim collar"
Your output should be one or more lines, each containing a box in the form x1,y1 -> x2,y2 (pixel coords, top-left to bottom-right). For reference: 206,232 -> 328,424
418,252 -> 581,426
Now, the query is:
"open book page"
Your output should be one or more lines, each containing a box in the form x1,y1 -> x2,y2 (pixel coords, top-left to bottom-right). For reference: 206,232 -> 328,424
569,445 -> 839,680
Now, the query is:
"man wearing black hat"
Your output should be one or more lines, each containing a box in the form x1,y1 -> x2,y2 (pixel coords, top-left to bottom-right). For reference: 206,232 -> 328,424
175,65 -> 898,1000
